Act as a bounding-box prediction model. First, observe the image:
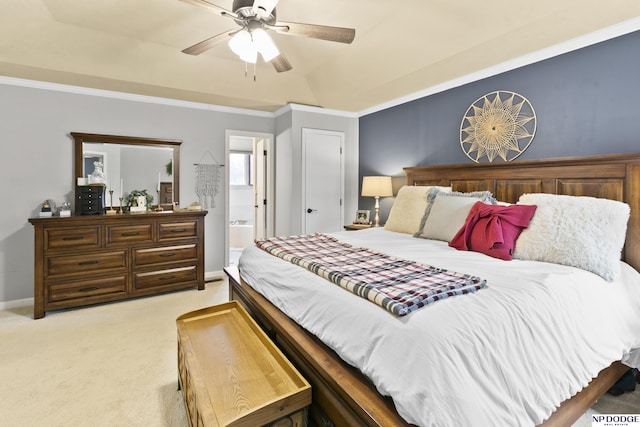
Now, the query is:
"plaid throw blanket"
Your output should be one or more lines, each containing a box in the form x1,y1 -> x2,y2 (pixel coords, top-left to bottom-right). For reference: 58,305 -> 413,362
255,234 -> 486,316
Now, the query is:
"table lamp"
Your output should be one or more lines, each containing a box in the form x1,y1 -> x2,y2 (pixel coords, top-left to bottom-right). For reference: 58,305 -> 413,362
361,176 -> 393,227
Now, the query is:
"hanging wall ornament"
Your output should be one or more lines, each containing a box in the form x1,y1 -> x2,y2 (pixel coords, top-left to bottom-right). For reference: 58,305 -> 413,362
194,151 -> 223,208
195,164 -> 221,208
460,90 -> 537,163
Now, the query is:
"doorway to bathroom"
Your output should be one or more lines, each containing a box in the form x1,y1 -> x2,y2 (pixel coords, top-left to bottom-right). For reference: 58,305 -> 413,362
226,130 -> 274,266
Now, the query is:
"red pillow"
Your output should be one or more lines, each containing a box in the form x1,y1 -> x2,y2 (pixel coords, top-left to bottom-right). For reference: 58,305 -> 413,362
449,202 -> 537,260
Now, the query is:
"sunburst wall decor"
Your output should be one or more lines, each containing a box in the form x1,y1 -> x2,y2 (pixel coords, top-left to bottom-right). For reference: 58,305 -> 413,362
460,90 -> 537,163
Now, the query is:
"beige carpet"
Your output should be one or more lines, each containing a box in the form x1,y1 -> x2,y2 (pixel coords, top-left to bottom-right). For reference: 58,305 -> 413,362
0,278 -> 637,427
0,280 -> 229,427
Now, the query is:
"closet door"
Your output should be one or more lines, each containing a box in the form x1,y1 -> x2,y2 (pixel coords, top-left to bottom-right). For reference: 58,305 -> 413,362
302,128 -> 344,233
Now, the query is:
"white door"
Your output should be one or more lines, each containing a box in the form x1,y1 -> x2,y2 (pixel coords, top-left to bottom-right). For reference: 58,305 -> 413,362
254,138 -> 267,240
226,131 -> 273,267
302,128 -> 344,233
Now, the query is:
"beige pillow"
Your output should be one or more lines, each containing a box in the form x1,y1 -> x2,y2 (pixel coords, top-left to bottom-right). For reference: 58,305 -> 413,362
384,185 -> 451,234
416,190 -> 497,241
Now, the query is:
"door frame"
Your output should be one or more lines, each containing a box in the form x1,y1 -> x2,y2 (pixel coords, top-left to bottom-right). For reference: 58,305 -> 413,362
225,130 -> 275,266
301,127 -> 345,233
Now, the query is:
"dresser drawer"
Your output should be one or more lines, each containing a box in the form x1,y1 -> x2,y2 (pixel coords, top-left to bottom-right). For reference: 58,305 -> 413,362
134,266 -> 197,290
47,276 -> 127,303
134,244 -> 198,267
44,226 -> 101,251
158,221 -> 198,240
46,251 -> 127,279
107,224 -> 153,244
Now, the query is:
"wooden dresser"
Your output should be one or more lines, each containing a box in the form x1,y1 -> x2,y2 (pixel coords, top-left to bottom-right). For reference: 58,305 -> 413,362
28,211 -> 207,319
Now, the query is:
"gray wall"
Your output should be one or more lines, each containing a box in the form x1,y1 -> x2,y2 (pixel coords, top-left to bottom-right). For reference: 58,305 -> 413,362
359,30 -> 640,221
274,107 -> 359,236
0,82 -> 359,304
0,83 -> 273,302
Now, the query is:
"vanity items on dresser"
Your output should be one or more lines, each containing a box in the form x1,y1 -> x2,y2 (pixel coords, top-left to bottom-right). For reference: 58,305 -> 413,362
75,184 -> 106,215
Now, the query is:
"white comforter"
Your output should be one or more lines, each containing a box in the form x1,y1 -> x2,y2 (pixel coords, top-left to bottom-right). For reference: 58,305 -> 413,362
238,228 -> 640,427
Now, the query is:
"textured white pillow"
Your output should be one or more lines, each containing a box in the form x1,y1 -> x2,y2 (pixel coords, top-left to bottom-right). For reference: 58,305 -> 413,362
384,185 -> 451,234
514,193 -> 630,281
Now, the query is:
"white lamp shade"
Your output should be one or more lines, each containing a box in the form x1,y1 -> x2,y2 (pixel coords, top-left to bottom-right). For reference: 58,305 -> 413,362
239,48 -> 258,64
229,28 -> 278,64
229,30 -> 257,63
361,176 -> 393,197
252,28 -> 279,62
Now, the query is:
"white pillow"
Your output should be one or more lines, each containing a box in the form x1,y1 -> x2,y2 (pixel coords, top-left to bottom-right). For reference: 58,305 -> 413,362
384,185 -> 451,234
417,192 -> 492,241
514,193 -> 630,281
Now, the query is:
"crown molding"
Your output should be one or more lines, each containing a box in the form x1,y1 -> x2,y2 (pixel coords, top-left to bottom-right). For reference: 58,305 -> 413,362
0,76 -> 275,118
0,76 -> 359,119
358,17 -> 640,117
274,103 -> 358,118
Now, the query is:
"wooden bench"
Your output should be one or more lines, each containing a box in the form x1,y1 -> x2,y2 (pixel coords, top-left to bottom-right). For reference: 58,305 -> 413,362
177,301 -> 311,427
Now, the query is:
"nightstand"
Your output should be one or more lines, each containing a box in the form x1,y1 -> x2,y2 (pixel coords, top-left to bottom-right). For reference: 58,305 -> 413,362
344,224 -> 372,231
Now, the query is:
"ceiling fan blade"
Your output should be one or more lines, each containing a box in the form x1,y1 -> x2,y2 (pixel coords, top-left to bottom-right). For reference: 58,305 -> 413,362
273,21 -> 355,44
182,30 -> 235,55
252,0 -> 279,19
180,0 -> 237,18
271,54 -> 292,73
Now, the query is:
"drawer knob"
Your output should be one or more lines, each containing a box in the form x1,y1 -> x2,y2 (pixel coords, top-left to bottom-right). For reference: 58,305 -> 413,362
79,286 -> 100,293
159,253 -> 176,257
62,236 -> 84,241
159,275 -> 176,281
170,229 -> 187,233
121,232 -> 140,237
78,260 -> 99,266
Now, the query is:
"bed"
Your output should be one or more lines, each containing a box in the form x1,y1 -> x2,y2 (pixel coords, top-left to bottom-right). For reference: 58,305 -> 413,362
227,152 -> 640,427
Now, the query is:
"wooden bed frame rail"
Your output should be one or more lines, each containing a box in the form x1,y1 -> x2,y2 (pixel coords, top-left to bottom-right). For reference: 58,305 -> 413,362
226,266 -> 411,427
227,152 -> 640,427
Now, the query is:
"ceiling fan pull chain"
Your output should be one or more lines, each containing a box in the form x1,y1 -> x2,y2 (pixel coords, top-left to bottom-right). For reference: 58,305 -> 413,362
244,61 -> 248,78
254,63 -> 257,82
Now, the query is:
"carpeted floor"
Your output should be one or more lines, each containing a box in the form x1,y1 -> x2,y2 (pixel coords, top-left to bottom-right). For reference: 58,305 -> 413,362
0,278 -> 637,427
0,279 -> 229,427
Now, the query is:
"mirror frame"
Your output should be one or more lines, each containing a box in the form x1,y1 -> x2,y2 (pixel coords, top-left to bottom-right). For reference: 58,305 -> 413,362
72,132 -> 181,209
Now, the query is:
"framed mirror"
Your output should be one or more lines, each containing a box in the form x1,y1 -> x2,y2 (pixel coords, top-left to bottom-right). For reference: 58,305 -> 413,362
72,132 -> 181,210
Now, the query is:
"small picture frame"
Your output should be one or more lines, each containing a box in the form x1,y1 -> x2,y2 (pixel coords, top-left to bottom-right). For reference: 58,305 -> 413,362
354,210 -> 370,224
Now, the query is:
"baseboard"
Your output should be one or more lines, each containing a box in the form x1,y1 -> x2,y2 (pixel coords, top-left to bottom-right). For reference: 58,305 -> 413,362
0,297 -> 34,311
0,273 -> 224,311
205,270 -> 225,282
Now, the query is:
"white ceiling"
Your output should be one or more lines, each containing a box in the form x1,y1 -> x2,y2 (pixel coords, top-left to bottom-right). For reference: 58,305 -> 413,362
1,0 -> 640,113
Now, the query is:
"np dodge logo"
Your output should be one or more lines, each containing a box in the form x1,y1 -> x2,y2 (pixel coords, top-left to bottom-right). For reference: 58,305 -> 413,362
592,414 -> 640,426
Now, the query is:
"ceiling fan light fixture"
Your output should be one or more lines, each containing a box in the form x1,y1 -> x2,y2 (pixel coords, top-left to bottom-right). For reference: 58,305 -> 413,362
229,29 -> 252,58
239,47 -> 258,64
251,0 -> 278,19
252,28 -> 279,62
182,0 -> 355,74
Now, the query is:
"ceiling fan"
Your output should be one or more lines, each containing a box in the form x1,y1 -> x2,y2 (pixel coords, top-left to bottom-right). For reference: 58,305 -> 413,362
181,0 -> 356,74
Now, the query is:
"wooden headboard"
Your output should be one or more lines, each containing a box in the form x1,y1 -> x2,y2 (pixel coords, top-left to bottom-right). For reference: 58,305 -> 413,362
404,152 -> 640,272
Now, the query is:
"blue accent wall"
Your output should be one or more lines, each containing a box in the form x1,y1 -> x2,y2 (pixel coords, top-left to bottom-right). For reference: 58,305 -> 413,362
359,30 -> 640,220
